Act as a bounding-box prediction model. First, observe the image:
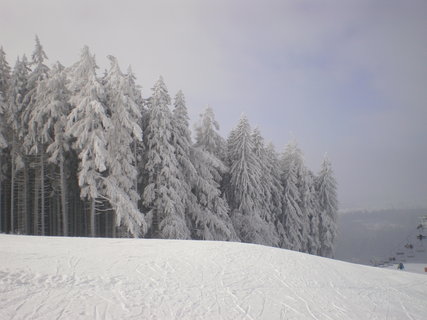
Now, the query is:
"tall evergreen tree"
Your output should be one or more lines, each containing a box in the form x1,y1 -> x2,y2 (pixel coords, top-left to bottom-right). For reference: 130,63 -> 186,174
194,107 -> 226,160
7,56 -> 30,234
251,128 -> 280,243
265,142 -> 287,247
316,156 -> 338,258
303,170 -> 321,254
103,56 -> 146,237
0,47 -> 11,104
280,141 -> 309,251
23,36 -> 50,235
31,62 -> 71,235
227,115 -> 277,246
0,47 -> 11,233
66,46 -> 111,237
171,91 -> 198,233
142,76 -> 190,239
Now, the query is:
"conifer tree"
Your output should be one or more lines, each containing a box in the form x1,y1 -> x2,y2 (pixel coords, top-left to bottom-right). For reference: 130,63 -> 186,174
31,62 -> 71,235
23,36 -> 50,235
265,142 -> 287,247
142,76 -> 190,239
171,91 -> 198,233
7,56 -> 30,234
227,115 -> 277,245
66,46 -> 111,237
303,170 -> 321,254
316,156 -> 338,258
195,107 -> 226,160
0,47 -> 10,233
251,128 -> 280,243
280,141 -> 309,251
103,56 -> 146,237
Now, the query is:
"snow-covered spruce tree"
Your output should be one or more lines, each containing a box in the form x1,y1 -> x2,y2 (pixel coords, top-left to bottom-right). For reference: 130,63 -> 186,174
0,92 -> 7,233
173,93 -> 237,241
23,36 -> 50,235
316,155 -> 338,258
142,76 -> 190,239
265,142 -> 287,247
103,56 -> 146,238
0,47 -> 10,97
195,106 -> 230,203
0,46 -> 11,233
280,140 -> 309,251
170,91 -> 198,234
7,56 -> 31,234
227,115 -> 278,246
194,106 -> 227,160
66,46 -> 111,237
251,128 -> 280,243
303,170 -> 321,255
191,147 -> 239,241
125,66 -> 145,210
30,62 -> 71,235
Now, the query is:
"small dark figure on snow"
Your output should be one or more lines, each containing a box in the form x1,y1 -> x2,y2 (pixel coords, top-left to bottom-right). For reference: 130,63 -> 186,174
397,262 -> 404,270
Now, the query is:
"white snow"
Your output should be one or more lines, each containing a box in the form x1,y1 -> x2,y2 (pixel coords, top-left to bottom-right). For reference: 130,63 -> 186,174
1,234 -> 426,319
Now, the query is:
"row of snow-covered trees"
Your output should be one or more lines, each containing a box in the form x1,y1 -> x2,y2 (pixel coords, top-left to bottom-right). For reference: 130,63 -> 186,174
0,37 -> 338,257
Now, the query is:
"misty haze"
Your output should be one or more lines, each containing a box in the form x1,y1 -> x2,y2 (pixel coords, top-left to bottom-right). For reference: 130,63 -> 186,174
0,1 -> 426,319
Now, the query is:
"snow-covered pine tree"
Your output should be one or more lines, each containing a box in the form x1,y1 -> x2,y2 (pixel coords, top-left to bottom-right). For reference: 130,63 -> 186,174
194,106 -> 226,160
66,46 -> 111,237
251,128 -> 280,244
194,106 -> 230,203
193,107 -> 237,241
316,155 -> 338,258
142,76 -> 190,239
0,92 -> 7,150
0,92 -> 7,233
103,56 -> 146,238
31,62 -> 71,235
125,66 -> 145,210
0,46 -> 11,233
303,170 -> 321,255
0,47 -> 10,97
7,55 -> 31,234
227,115 -> 278,246
265,142 -> 287,247
191,147 -> 239,241
280,140 -> 309,251
170,90 -> 198,234
23,36 -> 50,235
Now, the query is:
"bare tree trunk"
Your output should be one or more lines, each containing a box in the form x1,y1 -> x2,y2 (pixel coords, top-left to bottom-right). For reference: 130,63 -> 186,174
33,166 -> 40,235
90,198 -> 95,237
10,154 -> 15,233
60,153 -> 68,236
0,152 -> 2,233
112,210 -> 116,238
23,160 -> 29,234
40,153 -> 45,235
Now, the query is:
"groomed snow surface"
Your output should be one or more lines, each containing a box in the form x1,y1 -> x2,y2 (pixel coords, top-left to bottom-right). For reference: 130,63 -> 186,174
1,235 -> 426,320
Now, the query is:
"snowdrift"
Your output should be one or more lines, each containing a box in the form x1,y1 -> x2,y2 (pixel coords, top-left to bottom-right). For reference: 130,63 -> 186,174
0,234 -> 426,319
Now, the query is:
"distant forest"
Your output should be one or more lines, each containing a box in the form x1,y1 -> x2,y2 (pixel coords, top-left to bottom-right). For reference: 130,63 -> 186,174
0,37 -> 338,257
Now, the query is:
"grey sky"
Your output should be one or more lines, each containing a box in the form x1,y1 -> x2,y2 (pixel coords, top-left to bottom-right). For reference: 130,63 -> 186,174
1,0 -> 426,209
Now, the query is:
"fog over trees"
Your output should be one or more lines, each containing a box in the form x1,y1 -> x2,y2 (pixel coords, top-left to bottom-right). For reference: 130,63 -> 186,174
0,38 -> 338,257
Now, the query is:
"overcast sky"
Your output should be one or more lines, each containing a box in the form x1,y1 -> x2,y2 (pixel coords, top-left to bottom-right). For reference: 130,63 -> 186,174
1,0 -> 426,210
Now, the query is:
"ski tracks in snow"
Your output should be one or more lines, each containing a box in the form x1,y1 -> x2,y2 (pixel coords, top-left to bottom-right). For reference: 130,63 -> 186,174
0,235 -> 426,319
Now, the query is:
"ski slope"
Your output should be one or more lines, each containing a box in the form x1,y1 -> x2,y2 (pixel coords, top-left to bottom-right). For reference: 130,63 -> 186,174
0,235 -> 426,319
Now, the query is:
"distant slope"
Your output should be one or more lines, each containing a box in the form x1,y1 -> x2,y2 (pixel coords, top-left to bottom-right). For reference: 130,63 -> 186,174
0,235 -> 426,319
335,208 -> 427,265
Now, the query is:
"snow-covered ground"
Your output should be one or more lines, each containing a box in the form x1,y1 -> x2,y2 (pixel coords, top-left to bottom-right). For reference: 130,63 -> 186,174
1,235 -> 426,319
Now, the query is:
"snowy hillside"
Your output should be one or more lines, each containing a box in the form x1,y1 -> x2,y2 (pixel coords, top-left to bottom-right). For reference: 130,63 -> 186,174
1,235 -> 426,320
